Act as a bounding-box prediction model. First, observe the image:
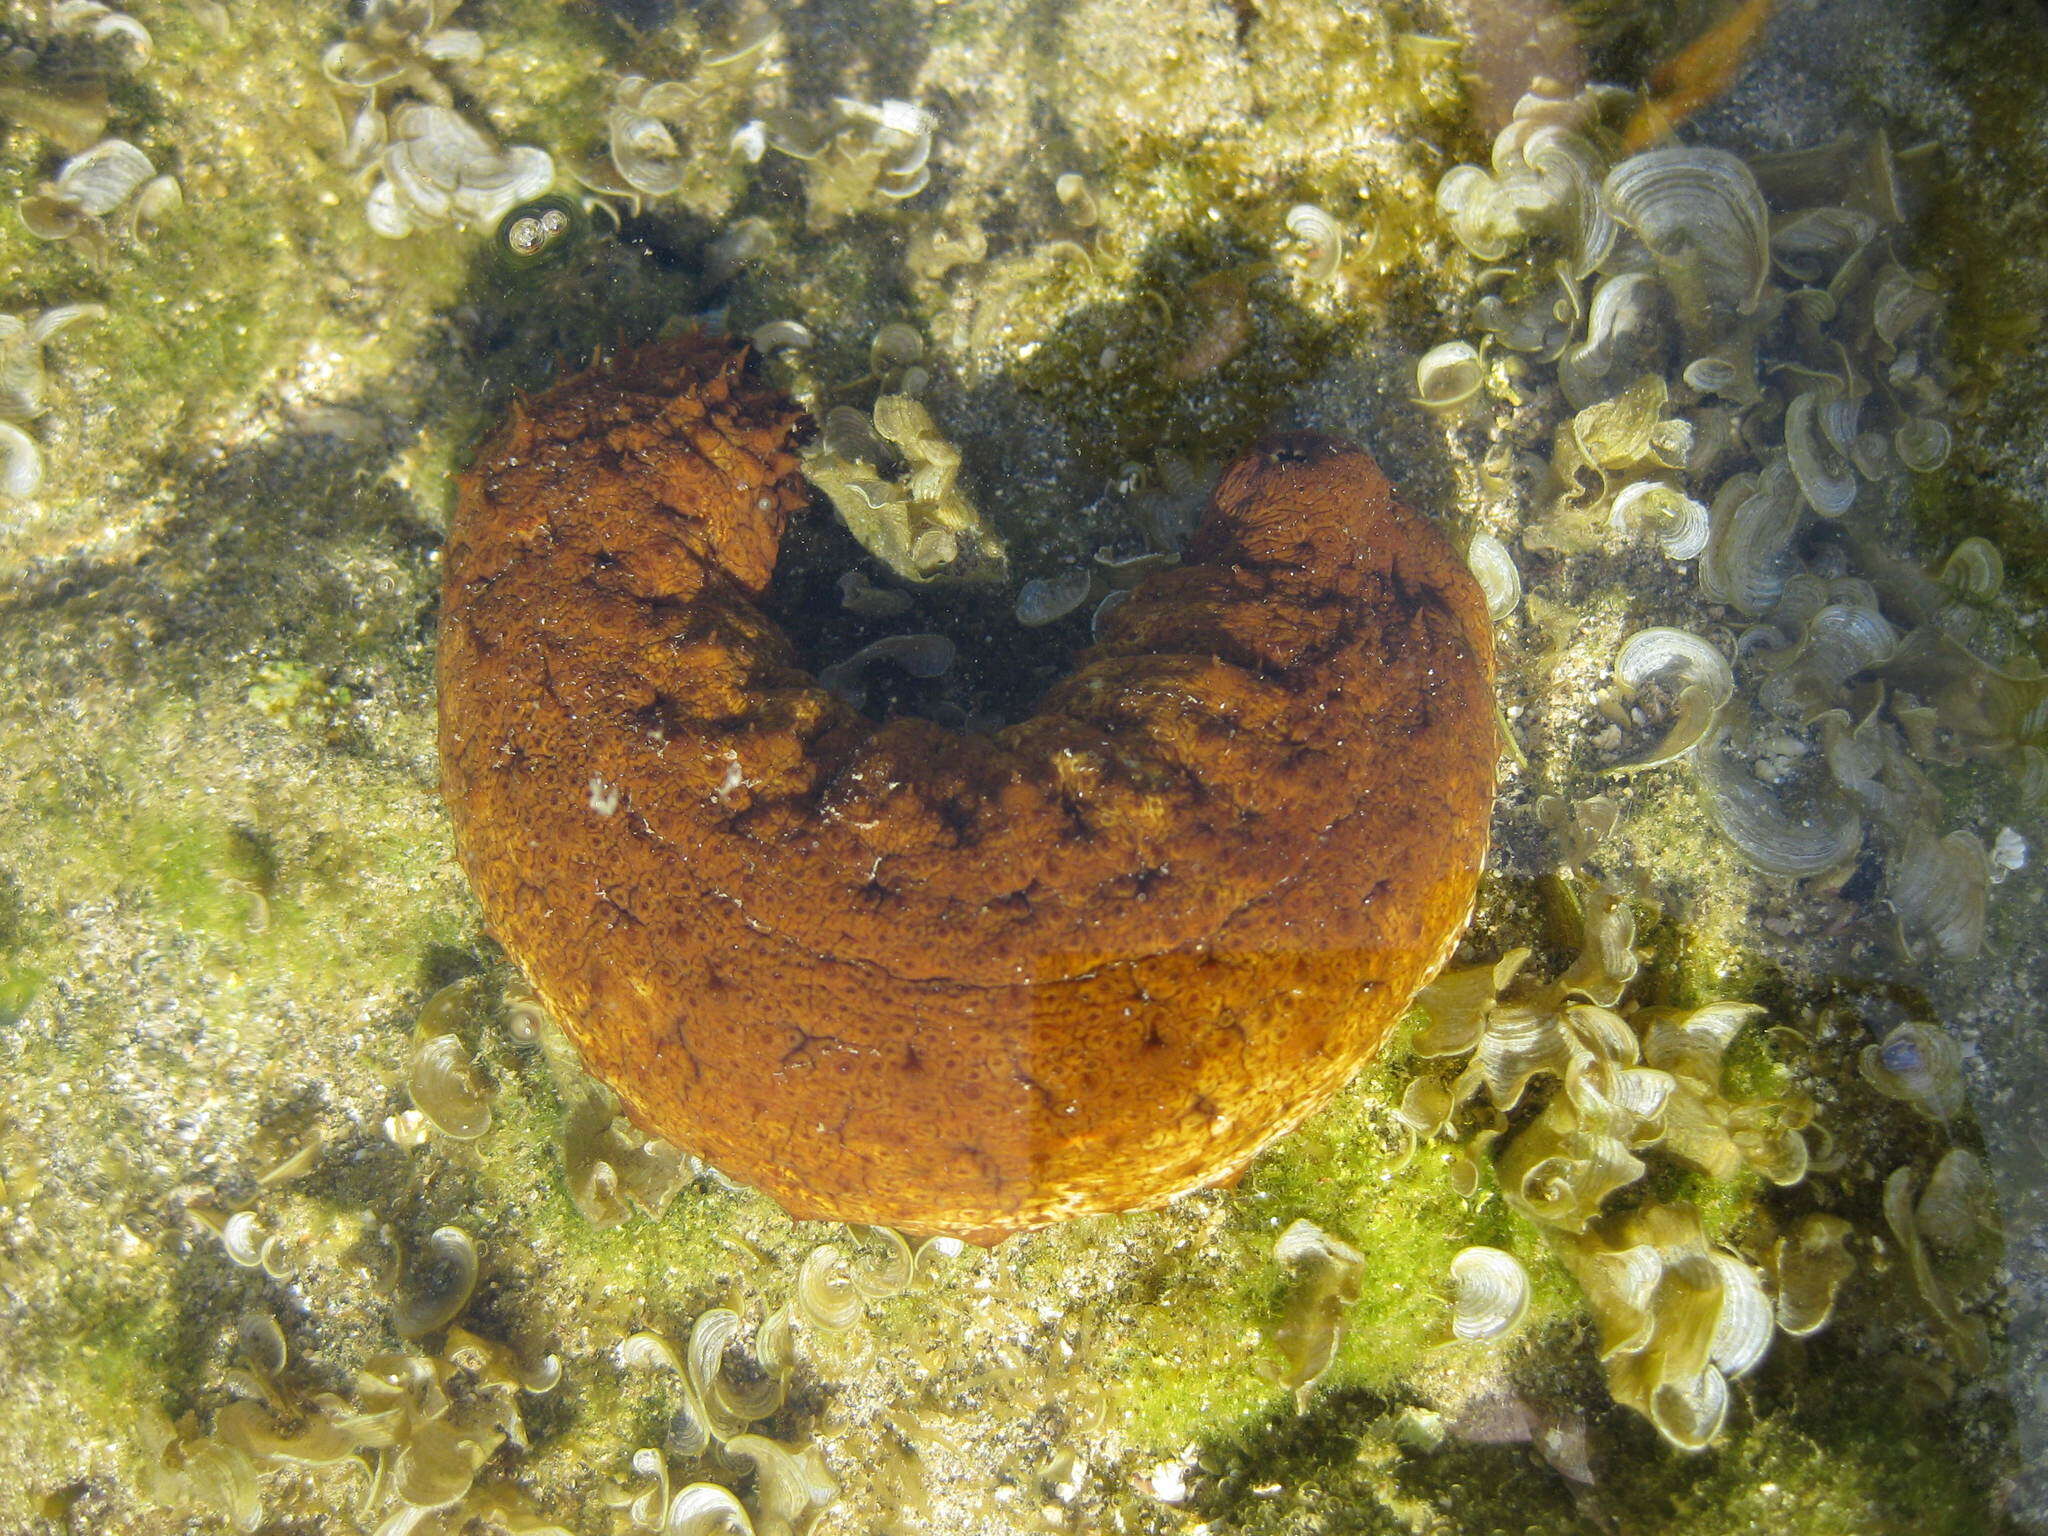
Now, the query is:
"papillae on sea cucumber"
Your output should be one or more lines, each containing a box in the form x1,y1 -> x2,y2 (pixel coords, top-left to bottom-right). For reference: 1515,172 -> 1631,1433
438,333 -> 1497,1243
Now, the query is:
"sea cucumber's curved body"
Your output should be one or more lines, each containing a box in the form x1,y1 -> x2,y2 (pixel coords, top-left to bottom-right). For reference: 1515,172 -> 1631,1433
439,334 -> 1496,1243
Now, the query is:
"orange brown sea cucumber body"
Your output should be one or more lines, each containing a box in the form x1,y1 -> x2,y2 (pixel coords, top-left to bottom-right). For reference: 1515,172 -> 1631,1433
438,333 -> 1497,1243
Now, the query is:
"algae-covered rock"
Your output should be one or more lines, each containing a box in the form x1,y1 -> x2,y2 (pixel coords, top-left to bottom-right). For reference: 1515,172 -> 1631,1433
0,0 -> 2041,1532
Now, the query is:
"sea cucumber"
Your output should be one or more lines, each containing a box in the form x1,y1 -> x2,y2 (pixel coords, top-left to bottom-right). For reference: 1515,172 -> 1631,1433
438,333 -> 1497,1243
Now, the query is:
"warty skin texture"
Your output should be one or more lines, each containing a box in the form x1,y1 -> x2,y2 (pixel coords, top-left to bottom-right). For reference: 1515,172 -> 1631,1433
439,334 -> 1497,1243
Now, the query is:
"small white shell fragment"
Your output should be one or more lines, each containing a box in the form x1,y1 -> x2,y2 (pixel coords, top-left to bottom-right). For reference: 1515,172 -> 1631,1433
1939,537 -> 2002,601
1783,389 -> 1858,517
750,319 -> 815,354
1054,172 -> 1098,227
1886,825 -> 1991,960
50,137 -> 155,217
366,104 -> 553,239
393,1224 -> 480,1339
1136,1457 -> 1192,1504
1707,1252 -> 1773,1378
1914,1148 -> 1997,1251
1650,1365 -> 1729,1451
407,1029 -> 493,1140
1602,146 -> 1770,327
1413,341 -> 1485,411
1449,1245 -> 1530,1340
1696,735 -> 1863,876
221,1211 -> 266,1268
1465,532 -> 1521,621
664,1483 -> 753,1536
0,421 -> 43,499
1016,568 -> 1093,626
1773,1213 -> 1856,1337
617,1330 -> 685,1375
1090,588 -> 1130,641
871,322 -> 924,367
1894,417 -> 1952,473
607,77 -> 688,196
1858,1020 -> 1965,1122
1282,203 -> 1343,282
796,1243 -> 865,1331
1615,627 -> 1735,706
1611,481 -> 1710,560
1043,1446 -> 1088,1504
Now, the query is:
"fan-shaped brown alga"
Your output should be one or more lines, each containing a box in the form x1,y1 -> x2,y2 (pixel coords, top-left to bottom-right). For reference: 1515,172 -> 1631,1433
438,334 -> 1497,1243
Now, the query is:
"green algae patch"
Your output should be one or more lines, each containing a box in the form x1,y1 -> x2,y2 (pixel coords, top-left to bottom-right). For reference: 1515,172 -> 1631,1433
64,1292 -> 184,1418
1086,1033 -> 1577,1453
0,2 -> 473,575
0,953 -> 47,1027
1663,1389 -> 2015,1536
124,811 -> 274,940
0,871 -> 49,1025
20,690 -> 464,998
1191,1354 -> 2011,1536
470,1055 -> 741,1290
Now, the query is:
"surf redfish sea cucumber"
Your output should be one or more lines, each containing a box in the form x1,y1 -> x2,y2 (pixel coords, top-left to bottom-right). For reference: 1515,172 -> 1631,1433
437,333 -> 1498,1244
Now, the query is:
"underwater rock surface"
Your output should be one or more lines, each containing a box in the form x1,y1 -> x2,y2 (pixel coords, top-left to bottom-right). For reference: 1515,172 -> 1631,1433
0,0 -> 2043,1532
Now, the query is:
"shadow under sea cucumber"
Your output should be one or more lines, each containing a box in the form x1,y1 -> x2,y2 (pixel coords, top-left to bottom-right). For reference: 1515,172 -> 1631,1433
438,334 -> 1498,1243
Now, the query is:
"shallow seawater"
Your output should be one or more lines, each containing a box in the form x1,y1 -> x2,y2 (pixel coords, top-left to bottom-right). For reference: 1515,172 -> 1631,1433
0,0 -> 2043,1531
